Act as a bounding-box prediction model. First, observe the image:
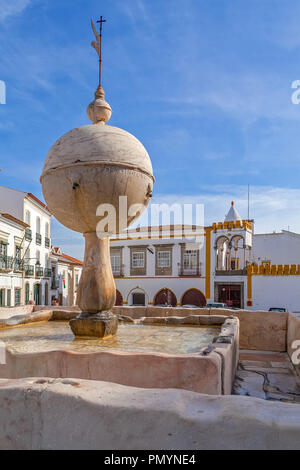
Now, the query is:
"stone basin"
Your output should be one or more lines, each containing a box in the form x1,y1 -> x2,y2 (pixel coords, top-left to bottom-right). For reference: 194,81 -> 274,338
0,310 -> 239,395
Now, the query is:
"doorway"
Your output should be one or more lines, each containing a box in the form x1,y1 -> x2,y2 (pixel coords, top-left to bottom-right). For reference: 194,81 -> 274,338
217,284 -> 242,308
34,284 -> 41,305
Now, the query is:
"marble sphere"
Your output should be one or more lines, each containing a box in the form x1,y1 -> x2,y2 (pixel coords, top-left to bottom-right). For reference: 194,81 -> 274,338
40,88 -> 154,235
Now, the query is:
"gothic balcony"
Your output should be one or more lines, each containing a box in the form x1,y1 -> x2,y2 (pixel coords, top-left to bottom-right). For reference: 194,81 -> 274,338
215,268 -> 247,276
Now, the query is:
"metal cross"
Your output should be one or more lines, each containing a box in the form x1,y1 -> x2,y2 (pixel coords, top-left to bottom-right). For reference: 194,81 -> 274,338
97,16 -> 106,87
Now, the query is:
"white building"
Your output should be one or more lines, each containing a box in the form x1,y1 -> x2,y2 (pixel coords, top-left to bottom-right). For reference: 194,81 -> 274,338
50,247 -> 82,307
0,186 -> 52,305
110,201 -> 300,312
0,213 -> 28,306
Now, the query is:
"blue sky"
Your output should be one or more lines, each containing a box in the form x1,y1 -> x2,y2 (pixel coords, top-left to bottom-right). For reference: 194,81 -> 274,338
1,0 -> 300,258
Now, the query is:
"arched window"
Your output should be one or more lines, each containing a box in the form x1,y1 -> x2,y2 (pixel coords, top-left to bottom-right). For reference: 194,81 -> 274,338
25,210 -> 31,225
36,216 -> 41,234
154,288 -> 177,307
45,222 -> 49,238
115,290 -> 123,306
181,288 -> 206,307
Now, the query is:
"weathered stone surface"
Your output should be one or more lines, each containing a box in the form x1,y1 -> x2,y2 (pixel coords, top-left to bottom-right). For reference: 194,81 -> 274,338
1,377 -> 300,450
233,351 -> 300,403
69,311 -> 118,338
76,234 -> 116,313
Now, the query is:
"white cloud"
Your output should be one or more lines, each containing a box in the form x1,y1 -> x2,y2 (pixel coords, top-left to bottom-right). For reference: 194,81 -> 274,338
0,0 -> 32,21
49,184 -> 300,260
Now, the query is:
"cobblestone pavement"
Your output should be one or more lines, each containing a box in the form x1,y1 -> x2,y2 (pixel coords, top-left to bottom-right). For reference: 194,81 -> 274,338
233,350 -> 300,403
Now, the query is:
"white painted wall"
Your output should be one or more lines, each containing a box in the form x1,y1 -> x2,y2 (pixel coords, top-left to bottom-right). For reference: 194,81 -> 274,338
253,231 -> 300,264
251,275 -> 300,312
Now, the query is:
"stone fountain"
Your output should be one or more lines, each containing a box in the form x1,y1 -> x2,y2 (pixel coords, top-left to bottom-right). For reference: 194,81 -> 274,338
40,19 -> 154,337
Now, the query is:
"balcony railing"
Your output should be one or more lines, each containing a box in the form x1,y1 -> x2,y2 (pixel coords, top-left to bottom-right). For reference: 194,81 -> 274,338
112,266 -> 124,277
14,259 -> 24,272
45,237 -> 50,248
25,228 -> 32,241
178,265 -> 202,276
0,255 -> 14,270
35,266 -> 44,277
36,233 -> 42,245
215,268 -> 247,276
44,268 -> 52,277
25,265 -> 34,276
51,279 -> 59,289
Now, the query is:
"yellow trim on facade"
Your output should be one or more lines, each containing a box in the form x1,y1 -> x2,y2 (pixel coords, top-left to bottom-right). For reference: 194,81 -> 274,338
205,227 -> 212,299
248,263 -> 300,276
247,265 -> 252,302
114,276 -> 205,279
212,220 -> 252,231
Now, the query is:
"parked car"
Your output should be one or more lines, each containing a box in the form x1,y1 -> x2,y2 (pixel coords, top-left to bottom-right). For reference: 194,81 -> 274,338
181,304 -> 200,308
268,307 -> 286,312
206,302 -> 228,308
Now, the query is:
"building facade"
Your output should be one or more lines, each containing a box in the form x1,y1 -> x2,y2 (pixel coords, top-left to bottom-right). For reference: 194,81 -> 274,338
50,247 -> 82,307
0,185 -> 82,308
111,202 -> 300,312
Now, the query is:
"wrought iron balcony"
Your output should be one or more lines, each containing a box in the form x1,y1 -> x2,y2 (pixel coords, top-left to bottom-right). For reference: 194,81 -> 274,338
45,237 -> 50,248
35,266 -> 44,277
0,255 -> 14,270
44,268 -> 52,277
14,259 -> 24,272
112,266 -> 124,277
36,233 -> 42,245
178,265 -> 201,276
25,228 -> 32,241
25,265 -> 34,276
51,279 -> 59,289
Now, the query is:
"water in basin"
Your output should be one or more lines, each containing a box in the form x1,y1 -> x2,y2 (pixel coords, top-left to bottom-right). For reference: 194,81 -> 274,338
0,321 -> 220,355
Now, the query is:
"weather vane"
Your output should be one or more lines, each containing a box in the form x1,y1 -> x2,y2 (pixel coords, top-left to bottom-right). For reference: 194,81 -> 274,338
91,16 -> 106,88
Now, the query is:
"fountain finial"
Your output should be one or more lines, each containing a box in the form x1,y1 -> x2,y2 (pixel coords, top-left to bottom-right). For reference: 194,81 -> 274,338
87,18 -> 112,124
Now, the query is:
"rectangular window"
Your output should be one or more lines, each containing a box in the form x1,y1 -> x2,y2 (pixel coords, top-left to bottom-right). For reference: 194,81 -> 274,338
132,252 -> 145,268
7,289 -> 11,307
157,251 -> 171,267
0,241 -> 8,257
14,288 -> 21,306
183,250 -> 197,269
0,289 -> 5,306
111,253 -> 121,272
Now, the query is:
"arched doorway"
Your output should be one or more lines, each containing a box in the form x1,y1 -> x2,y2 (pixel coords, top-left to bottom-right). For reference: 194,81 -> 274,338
44,282 -> 49,306
34,283 -> 41,305
181,288 -> 206,307
25,283 -> 30,305
154,288 -> 177,307
115,290 -> 123,306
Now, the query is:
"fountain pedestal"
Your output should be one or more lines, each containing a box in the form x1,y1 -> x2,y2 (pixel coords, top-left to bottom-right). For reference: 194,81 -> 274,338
69,233 -> 118,338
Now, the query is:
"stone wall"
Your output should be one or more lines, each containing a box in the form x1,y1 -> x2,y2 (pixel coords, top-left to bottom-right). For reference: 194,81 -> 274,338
113,306 -> 288,352
0,377 -> 300,450
0,305 -> 33,319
